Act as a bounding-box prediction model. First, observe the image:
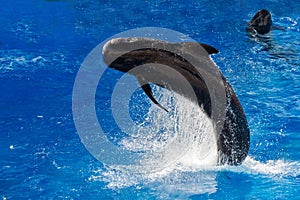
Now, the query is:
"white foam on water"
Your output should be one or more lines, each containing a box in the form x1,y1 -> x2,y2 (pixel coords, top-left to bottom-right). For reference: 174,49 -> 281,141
0,50 -> 73,76
91,87 -> 219,190
120,86 -> 218,169
235,157 -> 300,178
91,86 -> 300,197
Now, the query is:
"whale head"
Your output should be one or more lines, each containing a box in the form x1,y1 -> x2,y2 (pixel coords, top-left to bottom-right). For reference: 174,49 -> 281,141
246,9 -> 272,34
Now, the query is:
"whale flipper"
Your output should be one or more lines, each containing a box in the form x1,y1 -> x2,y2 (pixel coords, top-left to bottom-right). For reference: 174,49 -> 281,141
137,75 -> 169,112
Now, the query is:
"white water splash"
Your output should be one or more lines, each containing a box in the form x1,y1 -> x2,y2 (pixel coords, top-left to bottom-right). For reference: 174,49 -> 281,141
90,86 -> 300,197
0,50 -> 73,76
92,87 -> 214,194
118,86 -> 218,171
237,157 -> 300,178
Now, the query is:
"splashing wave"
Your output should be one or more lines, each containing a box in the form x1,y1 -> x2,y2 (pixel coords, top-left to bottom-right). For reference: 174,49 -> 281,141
90,86 -> 300,196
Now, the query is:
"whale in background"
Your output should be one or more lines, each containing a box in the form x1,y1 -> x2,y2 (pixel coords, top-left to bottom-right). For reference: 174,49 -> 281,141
246,9 -> 285,35
102,37 -> 250,165
246,9 -> 273,34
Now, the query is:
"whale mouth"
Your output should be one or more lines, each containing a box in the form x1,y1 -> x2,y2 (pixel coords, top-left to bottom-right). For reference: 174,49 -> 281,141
102,37 -> 158,72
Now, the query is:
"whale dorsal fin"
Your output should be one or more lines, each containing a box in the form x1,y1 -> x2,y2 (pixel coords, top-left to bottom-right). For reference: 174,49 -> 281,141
136,75 -> 168,112
199,43 -> 219,54
180,42 -> 219,55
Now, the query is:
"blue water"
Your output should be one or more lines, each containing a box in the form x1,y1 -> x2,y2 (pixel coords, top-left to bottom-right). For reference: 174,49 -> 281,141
1,0 -> 300,199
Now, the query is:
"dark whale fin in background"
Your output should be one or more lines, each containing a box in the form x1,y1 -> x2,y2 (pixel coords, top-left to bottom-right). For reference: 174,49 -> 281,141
137,75 -> 169,112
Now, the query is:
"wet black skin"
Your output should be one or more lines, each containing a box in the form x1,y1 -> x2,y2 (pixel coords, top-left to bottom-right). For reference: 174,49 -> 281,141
102,38 -> 250,165
246,9 -> 273,34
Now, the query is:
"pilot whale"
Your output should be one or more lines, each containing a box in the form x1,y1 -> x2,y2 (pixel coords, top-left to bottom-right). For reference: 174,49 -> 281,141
246,9 -> 273,34
246,9 -> 284,35
102,37 -> 250,165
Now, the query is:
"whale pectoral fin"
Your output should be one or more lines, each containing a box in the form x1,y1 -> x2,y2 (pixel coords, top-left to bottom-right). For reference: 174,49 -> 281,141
141,84 -> 169,112
137,76 -> 169,112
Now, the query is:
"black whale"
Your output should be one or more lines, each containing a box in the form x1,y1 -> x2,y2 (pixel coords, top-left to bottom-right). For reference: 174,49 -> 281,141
102,37 -> 250,165
246,9 -> 273,34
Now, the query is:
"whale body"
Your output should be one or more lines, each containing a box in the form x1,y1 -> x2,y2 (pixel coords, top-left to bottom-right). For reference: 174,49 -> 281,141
102,37 -> 250,165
